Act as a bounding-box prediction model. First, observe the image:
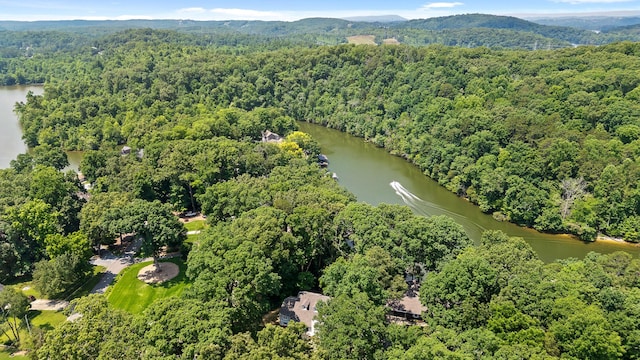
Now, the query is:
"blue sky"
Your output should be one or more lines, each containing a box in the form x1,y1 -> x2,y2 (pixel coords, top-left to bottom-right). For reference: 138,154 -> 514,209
2,0 -> 640,21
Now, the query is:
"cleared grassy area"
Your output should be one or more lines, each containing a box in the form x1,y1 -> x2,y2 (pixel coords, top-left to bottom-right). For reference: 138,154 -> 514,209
0,310 -> 67,342
185,233 -> 201,244
184,219 -> 208,232
0,310 -> 66,359
107,258 -> 189,314
28,310 -> 67,330
14,284 -> 40,299
3,276 -> 40,300
346,35 -> 376,45
0,266 -> 90,359
0,350 -> 26,359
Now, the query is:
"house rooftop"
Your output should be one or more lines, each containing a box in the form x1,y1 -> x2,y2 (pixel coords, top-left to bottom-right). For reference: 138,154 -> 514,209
262,130 -> 283,143
387,289 -> 427,320
280,291 -> 330,336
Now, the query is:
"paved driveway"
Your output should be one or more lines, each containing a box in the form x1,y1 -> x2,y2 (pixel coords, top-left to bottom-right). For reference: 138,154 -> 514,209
89,237 -> 142,294
26,238 -> 143,315
89,254 -> 133,294
30,299 -> 69,311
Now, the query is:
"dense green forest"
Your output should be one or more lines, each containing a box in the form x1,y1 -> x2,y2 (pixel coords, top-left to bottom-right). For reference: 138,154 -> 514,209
1,24 -> 640,359
10,30 -> 640,242
4,13 -> 640,60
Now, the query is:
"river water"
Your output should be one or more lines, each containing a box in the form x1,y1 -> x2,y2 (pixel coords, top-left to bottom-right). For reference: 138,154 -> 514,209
0,86 -> 82,171
0,85 -> 43,168
2,87 -> 638,261
298,121 -> 640,262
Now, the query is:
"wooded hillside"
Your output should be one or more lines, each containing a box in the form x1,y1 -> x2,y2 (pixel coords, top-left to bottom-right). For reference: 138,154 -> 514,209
10,32 -> 640,242
1,27 -> 640,359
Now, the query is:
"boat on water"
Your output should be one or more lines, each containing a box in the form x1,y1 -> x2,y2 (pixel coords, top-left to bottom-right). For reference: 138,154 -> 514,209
317,154 -> 329,167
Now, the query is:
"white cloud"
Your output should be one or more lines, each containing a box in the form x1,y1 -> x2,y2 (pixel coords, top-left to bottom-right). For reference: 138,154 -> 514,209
208,8 -> 284,20
421,2 -> 464,9
178,7 -> 207,14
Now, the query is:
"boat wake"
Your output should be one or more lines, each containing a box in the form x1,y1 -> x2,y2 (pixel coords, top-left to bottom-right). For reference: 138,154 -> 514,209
390,181 -> 435,217
389,180 -> 470,220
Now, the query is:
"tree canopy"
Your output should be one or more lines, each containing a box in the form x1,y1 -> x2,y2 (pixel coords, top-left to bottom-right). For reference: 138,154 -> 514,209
2,26 -> 640,360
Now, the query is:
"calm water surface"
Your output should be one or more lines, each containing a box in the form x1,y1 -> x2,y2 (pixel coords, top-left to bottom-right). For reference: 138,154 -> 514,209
3,88 -> 638,261
298,121 -> 640,262
0,86 -> 43,168
0,86 -> 81,170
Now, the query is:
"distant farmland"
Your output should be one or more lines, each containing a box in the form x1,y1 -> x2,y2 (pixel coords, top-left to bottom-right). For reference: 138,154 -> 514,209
382,38 -> 400,45
347,35 -> 376,44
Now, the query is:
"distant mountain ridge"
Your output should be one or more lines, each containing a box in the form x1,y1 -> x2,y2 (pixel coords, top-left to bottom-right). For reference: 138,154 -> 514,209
529,15 -> 640,31
395,13 -> 591,44
341,15 -> 407,23
1,13 -> 640,50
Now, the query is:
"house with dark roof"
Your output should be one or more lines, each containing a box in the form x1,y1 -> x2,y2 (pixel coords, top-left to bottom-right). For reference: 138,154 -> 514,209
279,291 -> 330,336
387,288 -> 427,322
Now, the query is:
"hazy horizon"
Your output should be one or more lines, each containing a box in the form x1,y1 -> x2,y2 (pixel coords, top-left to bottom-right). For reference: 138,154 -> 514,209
2,1 -> 640,22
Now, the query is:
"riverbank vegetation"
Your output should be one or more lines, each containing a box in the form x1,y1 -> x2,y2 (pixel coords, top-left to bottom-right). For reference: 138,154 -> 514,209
9,31 -> 640,243
1,26 -> 640,359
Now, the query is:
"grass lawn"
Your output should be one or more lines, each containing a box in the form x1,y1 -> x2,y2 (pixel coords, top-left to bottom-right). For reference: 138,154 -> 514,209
184,219 -> 208,232
0,310 -> 67,342
15,285 -> 40,299
28,310 -> 67,330
9,264 -> 106,301
107,258 -> 189,314
4,276 -> 41,300
0,310 -> 66,359
0,350 -> 26,360
185,233 -> 201,244
0,264 -> 105,359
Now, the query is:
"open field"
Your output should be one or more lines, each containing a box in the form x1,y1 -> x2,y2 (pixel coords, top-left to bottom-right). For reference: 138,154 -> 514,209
107,258 -> 189,314
0,310 -> 66,359
183,219 -> 208,232
186,233 -> 201,244
28,310 -> 67,330
0,265 -> 105,359
382,38 -> 400,45
346,35 -> 376,45
0,350 -> 26,360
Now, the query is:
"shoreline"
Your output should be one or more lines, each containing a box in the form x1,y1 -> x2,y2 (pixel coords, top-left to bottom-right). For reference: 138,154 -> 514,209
300,121 -> 640,260
348,125 -> 640,251
596,235 -> 640,247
